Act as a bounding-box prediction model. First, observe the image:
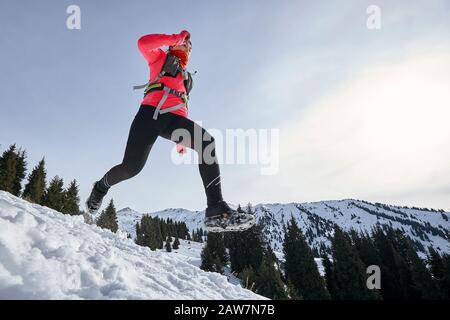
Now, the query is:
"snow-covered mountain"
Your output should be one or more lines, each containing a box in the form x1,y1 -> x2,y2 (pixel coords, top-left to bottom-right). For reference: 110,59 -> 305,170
0,191 -> 263,300
118,199 -> 450,256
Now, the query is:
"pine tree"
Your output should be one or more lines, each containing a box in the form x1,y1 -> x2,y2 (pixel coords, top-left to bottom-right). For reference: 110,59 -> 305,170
160,218 -> 167,240
208,233 -> 228,266
428,247 -> 444,282
286,281 -> 301,300
156,218 -> 164,249
226,223 -> 288,300
0,144 -> 18,193
23,158 -> 47,204
96,199 -> 118,233
406,244 -> 444,299
283,217 -> 330,300
372,226 -> 409,300
386,228 -> 423,300
322,253 -> 340,300
12,149 -> 27,196
137,216 -> 164,250
351,230 -> 381,268
191,228 -> 204,243
200,233 -> 228,273
42,176 -> 65,212
374,227 -> 440,300
96,209 -> 108,231
165,236 -> 172,252
246,203 -> 253,214
200,245 -> 222,273
62,179 -> 80,215
135,222 -> 143,245
0,145 -> 27,196
225,215 -> 265,274
136,217 -> 148,248
254,256 -> 288,299
136,216 -> 157,250
173,235 -> 180,250
428,248 -> 450,298
331,226 -> 379,300
441,253 -> 450,299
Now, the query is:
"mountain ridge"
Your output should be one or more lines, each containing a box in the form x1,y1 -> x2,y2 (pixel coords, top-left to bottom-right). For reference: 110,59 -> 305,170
117,199 -> 450,256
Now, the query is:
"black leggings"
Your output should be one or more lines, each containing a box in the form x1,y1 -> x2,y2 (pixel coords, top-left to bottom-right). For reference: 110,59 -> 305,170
99,105 -> 223,206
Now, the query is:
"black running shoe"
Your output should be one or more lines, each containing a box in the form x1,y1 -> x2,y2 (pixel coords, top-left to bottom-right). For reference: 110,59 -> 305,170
86,182 -> 107,214
204,201 -> 256,233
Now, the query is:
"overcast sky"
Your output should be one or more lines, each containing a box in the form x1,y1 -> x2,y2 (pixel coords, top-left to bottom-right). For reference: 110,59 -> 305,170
1,0 -> 449,212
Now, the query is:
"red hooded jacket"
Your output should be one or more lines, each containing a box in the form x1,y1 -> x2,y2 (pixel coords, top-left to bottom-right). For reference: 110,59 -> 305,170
137,32 -> 190,118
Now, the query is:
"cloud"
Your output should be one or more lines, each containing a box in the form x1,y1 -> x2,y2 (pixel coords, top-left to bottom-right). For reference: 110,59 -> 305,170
254,45 -> 450,207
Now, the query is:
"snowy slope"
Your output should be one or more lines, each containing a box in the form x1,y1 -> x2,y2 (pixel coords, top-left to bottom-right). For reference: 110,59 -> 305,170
151,239 -> 244,285
0,191 -> 263,300
118,200 -> 450,256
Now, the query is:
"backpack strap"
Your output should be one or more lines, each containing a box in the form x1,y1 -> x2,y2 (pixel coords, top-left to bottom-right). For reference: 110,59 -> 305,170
152,86 -> 187,120
133,53 -> 190,119
132,70 -> 166,90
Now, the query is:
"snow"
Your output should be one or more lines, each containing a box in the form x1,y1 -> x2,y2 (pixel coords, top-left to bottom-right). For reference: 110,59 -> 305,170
0,191 -> 264,300
153,240 -> 243,285
162,239 -> 204,268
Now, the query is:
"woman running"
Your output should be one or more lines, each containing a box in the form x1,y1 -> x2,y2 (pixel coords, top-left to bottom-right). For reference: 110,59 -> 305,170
86,30 -> 254,232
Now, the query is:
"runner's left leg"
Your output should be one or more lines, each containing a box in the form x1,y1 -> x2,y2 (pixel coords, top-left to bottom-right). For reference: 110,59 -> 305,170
160,115 -> 224,206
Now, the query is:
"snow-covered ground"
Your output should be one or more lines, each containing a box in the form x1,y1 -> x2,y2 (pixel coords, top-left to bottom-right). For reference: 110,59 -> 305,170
0,191 -> 263,300
152,239 -> 244,285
